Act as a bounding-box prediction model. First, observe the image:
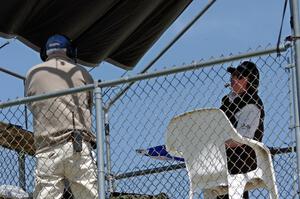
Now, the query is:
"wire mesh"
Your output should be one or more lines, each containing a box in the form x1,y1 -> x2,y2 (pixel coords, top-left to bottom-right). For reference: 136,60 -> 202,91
104,45 -> 295,198
0,44 -> 296,199
0,92 -> 99,199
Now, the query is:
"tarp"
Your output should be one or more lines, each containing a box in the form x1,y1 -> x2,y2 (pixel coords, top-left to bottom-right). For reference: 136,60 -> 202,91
0,0 -> 191,69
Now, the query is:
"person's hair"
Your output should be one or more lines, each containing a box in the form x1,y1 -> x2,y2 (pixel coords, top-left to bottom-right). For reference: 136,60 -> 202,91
228,61 -> 260,94
242,61 -> 259,94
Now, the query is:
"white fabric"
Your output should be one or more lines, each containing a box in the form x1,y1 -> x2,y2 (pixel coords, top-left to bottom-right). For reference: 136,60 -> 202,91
226,91 -> 261,139
34,142 -> 98,199
235,104 -> 260,139
165,108 -> 278,199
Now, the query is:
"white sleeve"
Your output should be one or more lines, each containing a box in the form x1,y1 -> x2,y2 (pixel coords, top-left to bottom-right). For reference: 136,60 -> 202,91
235,104 -> 261,139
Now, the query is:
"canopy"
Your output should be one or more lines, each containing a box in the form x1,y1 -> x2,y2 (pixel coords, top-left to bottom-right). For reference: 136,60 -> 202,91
0,0 -> 191,70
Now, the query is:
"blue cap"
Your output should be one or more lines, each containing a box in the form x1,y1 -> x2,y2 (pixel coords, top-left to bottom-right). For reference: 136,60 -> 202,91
46,34 -> 71,53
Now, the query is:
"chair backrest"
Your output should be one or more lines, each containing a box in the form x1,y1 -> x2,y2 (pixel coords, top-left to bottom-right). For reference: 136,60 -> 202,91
166,108 -> 278,198
166,108 -> 237,190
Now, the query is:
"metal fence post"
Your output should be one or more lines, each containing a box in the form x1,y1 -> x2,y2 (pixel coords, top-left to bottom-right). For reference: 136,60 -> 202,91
104,110 -> 115,193
290,0 -> 300,197
18,80 -> 27,191
94,85 -> 106,199
18,151 -> 25,190
287,57 -> 299,196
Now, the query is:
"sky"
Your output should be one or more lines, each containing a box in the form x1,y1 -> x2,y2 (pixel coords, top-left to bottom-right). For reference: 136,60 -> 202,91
0,0 -> 292,100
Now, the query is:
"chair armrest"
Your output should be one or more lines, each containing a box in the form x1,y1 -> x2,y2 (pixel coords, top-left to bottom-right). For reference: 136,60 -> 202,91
229,135 -> 272,162
165,144 -> 184,157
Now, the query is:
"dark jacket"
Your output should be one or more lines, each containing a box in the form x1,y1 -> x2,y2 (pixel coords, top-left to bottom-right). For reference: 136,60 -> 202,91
220,91 -> 264,174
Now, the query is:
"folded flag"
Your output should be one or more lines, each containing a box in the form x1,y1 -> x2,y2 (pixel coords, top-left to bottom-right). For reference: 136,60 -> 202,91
136,145 -> 184,162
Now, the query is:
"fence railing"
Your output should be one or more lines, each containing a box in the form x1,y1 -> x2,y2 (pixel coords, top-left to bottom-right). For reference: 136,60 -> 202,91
0,43 -> 296,198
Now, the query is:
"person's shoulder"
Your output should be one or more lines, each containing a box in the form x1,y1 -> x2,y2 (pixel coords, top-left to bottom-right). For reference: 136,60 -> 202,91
240,104 -> 261,116
71,63 -> 92,77
73,64 -> 94,82
25,61 -> 48,78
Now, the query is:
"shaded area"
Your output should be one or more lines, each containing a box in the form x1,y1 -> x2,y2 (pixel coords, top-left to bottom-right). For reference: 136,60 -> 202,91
0,0 -> 191,69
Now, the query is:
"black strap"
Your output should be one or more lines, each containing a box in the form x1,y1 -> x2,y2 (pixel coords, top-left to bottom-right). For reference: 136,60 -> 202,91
277,0 -> 289,56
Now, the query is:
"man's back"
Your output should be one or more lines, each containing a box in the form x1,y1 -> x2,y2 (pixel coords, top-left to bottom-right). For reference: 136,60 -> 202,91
25,56 -> 95,153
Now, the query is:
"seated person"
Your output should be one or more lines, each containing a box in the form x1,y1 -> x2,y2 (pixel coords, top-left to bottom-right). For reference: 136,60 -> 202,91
218,61 -> 264,199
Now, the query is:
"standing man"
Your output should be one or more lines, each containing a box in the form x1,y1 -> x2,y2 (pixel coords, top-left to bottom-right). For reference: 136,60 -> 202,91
218,61 -> 265,199
25,34 -> 98,199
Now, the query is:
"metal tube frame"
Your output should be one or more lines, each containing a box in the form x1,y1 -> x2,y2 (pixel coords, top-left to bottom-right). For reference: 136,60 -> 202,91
104,111 -> 115,193
113,146 -> 296,180
19,80 -> 27,191
286,42 -> 299,196
0,67 -> 25,81
0,44 -> 292,197
289,57 -> 299,197
100,44 -> 291,190
101,44 -> 289,102
0,2 -> 294,195
290,0 -> 300,197
106,0 -> 217,110
0,44 -> 290,109
94,85 -> 106,199
0,67 -> 27,190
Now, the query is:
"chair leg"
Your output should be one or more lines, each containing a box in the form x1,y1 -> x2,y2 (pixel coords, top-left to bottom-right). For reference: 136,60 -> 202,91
189,183 -> 194,199
264,180 -> 278,199
261,168 -> 278,199
189,189 -> 193,199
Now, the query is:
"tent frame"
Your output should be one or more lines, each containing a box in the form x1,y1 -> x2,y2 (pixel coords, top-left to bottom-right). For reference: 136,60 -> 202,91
1,0 -> 300,198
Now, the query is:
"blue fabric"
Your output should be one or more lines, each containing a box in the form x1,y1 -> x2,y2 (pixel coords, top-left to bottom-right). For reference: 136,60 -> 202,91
46,34 -> 71,51
136,145 -> 184,162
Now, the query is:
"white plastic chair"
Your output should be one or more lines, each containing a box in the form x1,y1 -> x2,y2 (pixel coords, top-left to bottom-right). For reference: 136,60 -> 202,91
165,108 -> 278,199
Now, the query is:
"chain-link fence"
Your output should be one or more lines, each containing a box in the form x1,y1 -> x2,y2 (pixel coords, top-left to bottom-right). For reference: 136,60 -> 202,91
0,44 -> 297,199
104,44 -> 296,199
0,91 -> 99,198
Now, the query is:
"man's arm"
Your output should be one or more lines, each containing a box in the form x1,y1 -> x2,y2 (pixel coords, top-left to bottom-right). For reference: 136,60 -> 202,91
226,104 -> 261,148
